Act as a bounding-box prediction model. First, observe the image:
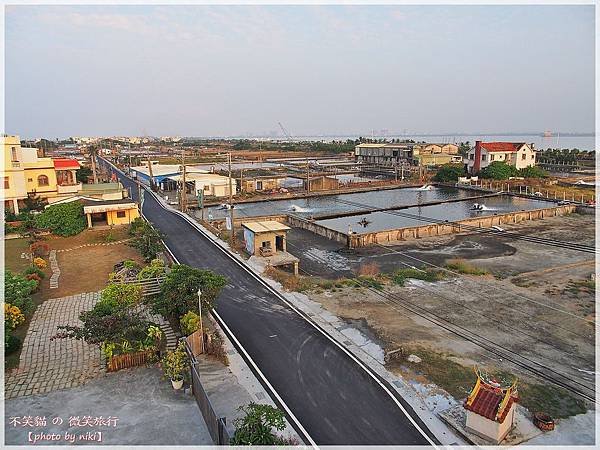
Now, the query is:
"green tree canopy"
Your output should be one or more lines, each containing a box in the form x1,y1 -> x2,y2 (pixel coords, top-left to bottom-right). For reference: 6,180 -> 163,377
150,264 -> 227,319
433,164 -> 465,182
5,270 -> 36,315
479,162 -> 519,180
129,218 -> 165,261
519,166 -> 549,179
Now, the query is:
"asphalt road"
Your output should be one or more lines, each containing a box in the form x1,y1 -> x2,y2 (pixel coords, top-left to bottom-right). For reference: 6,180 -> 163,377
104,159 -> 436,446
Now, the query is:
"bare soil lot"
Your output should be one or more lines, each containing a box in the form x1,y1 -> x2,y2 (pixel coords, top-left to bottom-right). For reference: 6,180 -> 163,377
284,213 -> 595,418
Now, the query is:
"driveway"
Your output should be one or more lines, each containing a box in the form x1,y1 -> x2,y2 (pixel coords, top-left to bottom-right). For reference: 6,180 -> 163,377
5,367 -> 212,445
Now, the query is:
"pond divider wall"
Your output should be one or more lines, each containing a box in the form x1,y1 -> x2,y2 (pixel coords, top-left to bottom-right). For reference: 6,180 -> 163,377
285,204 -> 577,248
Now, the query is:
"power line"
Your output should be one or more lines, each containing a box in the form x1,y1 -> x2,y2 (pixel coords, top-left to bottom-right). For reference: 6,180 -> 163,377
285,240 -> 594,401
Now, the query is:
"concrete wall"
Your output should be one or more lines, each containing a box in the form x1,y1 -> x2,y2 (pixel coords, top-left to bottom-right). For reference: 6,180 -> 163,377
348,204 -> 576,248
286,215 -> 349,245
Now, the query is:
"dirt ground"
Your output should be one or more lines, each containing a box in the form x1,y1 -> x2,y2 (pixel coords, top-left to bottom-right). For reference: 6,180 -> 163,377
4,227 -> 145,369
287,212 -> 595,418
46,227 -> 145,298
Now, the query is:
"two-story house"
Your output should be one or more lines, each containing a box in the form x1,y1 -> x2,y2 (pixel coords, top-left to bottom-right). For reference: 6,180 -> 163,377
466,141 -> 536,174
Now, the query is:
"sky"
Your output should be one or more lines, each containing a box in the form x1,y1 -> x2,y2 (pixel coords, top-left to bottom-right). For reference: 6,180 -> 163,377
4,5 -> 596,139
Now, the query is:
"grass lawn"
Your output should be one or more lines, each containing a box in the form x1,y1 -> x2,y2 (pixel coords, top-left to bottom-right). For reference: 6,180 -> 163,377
4,238 -> 33,273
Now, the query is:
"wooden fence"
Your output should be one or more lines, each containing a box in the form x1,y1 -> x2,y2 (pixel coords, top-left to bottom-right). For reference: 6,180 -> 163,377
107,349 -> 157,372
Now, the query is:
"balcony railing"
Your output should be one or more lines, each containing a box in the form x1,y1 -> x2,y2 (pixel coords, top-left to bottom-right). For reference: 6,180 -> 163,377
57,183 -> 82,194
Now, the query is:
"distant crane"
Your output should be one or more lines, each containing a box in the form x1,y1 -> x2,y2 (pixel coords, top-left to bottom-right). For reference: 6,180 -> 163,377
278,122 -> 293,141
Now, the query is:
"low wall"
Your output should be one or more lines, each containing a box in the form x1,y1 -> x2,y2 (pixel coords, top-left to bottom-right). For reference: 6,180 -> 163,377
348,204 -> 577,248
286,215 -> 349,245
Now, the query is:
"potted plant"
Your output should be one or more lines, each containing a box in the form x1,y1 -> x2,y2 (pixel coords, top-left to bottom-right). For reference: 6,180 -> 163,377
161,342 -> 188,389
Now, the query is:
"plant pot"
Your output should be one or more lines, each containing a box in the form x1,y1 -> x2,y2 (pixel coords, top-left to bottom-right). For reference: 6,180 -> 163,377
171,378 -> 184,390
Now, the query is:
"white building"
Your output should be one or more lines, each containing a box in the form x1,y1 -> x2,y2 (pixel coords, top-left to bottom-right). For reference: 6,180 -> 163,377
466,141 -> 536,174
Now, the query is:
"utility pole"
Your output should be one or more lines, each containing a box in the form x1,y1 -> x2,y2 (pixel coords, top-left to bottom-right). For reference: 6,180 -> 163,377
306,158 -> 310,193
181,149 -> 187,213
240,168 -> 244,193
146,154 -> 154,190
228,152 -> 235,245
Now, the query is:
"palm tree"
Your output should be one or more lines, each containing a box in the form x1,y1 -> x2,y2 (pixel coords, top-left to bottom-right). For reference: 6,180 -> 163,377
87,145 -> 99,184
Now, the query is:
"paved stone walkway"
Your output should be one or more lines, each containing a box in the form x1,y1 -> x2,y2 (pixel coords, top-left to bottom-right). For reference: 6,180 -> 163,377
5,292 -> 180,400
49,250 -> 60,289
5,292 -> 105,399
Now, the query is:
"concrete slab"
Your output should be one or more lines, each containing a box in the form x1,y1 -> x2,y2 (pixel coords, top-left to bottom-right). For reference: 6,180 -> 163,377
4,367 -> 212,445
438,403 -> 542,446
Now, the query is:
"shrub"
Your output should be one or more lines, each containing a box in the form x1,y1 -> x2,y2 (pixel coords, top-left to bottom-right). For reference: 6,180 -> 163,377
478,162 -> 519,180
519,166 -> 549,178
34,201 -> 86,236
30,241 -> 50,257
137,259 -> 166,280
25,273 -> 42,289
180,311 -> 201,336
352,276 -> 384,290
5,334 -> 22,355
149,264 -> 227,319
356,262 -> 380,277
433,164 -> 466,182
446,258 -> 489,275
5,303 -> 26,330
392,268 -> 445,286
33,257 -> 47,269
99,283 -> 143,313
230,403 -> 286,445
161,342 -> 188,381
23,265 -> 45,279
5,270 -> 36,315
129,218 -> 165,261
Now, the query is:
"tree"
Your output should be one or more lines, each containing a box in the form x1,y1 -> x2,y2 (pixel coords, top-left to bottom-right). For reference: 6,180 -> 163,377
129,218 -> 164,261
34,201 -> 86,236
76,167 -> 93,183
519,166 -> 549,179
433,164 -> 465,182
230,403 -> 286,445
86,145 -> 99,184
458,141 -> 471,157
478,161 -> 519,180
149,264 -> 227,319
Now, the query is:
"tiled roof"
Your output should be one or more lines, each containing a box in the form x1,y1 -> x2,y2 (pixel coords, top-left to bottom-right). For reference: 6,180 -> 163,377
464,385 -> 517,423
480,142 -> 525,153
53,158 -> 80,169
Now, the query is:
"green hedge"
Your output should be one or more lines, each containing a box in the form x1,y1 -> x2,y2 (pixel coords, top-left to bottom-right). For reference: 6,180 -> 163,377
34,201 -> 86,236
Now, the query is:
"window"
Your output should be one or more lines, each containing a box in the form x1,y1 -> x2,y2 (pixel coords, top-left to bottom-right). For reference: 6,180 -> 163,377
203,185 -> 210,192
3,177 -> 9,189
27,178 -> 33,182
116,211 -> 126,218
37,175 -> 49,186
490,155 -> 495,161
469,154 -> 474,160
11,148 -> 17,162
481,155 -> 486,161
522,154 -> 526,160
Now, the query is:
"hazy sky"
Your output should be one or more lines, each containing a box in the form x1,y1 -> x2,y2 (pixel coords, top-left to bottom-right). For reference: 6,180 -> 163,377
5,5 -> 595,139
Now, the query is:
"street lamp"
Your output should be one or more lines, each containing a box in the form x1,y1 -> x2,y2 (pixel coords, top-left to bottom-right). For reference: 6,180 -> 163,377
197,288 -> 204,354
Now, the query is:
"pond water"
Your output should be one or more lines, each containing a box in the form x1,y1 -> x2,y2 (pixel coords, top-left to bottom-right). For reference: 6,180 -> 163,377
315,195 -> 556,233
200,185 -> 475,220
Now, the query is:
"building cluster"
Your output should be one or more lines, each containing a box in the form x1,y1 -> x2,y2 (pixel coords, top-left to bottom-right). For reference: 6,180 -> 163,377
354,140 -> 538,174
129,162 -> 236,198
2,135 -> 139,228
354,142 -> 462,167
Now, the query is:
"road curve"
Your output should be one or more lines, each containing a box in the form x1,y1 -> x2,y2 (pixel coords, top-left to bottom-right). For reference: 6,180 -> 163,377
102,158 -> 437,446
